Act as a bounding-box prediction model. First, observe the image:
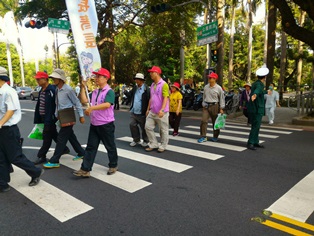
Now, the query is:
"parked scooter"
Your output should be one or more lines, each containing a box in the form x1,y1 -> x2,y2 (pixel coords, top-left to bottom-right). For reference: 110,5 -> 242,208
122,87 -> 132,105
181,84 -> 195,110
224,89 -> 240,114
193,90 -> 203,111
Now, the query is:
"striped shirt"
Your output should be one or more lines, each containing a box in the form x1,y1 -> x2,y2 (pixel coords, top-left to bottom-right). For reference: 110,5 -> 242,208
39,91 -> 46,115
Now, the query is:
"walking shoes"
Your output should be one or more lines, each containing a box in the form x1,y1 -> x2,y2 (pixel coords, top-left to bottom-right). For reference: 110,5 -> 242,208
73,169 -> 90,178
29,169 -> 45,186
197,137 -> 207,143
107,167 -> 118,175
33,157 -> 47,165
72,155 -> 84,161
130,141 -> 141,147
0,184 -> 11,193
43,162 -> 60,168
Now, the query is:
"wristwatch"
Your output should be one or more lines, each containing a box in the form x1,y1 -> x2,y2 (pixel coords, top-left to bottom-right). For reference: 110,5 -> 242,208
161,109 -> 164,112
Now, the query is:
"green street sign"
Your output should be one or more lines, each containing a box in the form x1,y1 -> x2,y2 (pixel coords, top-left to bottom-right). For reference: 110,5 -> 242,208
48,18 -> 70,34
197,21 -> 218,46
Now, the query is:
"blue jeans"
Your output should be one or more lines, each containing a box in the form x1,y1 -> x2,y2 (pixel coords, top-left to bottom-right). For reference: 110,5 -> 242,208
81,122 -> 118,171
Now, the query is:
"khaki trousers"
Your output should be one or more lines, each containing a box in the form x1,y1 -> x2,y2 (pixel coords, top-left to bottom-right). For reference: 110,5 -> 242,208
145,111 -> 169,150
200,104 -> 220,138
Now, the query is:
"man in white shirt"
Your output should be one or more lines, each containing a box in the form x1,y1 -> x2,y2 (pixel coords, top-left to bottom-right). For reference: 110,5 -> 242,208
0,66 -> 43,192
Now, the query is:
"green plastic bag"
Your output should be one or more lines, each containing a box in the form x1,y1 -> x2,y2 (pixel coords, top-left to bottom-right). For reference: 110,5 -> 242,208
214,114 -> 227,130
28,124 -> 44,140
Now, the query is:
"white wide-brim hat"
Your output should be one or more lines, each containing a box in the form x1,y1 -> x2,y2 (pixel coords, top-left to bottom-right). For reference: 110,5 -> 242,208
134,73 -> 145,80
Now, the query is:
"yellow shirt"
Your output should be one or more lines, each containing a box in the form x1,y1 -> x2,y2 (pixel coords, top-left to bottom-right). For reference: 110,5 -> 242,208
169,90 -> 183,113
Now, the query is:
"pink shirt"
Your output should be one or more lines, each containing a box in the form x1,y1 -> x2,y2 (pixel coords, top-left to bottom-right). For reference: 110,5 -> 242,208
150,79 -> 169,114
90,84 -> 115,126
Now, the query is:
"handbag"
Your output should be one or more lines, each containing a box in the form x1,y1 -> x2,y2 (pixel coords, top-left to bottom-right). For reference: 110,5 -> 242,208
58,107 -> 76,127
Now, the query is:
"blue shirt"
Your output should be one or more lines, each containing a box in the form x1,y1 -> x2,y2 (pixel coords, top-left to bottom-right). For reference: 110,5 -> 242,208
131,85 -> 145,114
55,84 -> 84,117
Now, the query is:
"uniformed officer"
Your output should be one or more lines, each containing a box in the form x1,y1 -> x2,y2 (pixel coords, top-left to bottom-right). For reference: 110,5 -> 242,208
247,65 -> 269,150
0,66 -> 43,192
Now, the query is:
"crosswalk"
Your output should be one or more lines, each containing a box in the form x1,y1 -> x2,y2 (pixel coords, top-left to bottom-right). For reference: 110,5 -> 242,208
8,122 -> 302,222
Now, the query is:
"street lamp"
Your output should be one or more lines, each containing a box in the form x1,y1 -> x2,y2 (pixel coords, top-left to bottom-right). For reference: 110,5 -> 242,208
57,42 -> 72,68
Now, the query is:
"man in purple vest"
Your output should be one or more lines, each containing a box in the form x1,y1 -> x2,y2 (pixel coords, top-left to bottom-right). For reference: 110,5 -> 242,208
145,66 -> 170,153
73,67 -> 118,177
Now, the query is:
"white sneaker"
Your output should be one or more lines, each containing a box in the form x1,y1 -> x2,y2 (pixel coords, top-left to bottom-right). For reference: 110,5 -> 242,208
141,142 -> 148,147
130,141 -> 141,147
269,120 -> 274,125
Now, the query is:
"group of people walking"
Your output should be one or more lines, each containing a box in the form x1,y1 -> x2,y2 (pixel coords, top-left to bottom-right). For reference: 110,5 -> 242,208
0,63 -> 279,192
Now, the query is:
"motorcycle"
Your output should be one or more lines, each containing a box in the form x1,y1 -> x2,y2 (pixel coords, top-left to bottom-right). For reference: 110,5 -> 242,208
121,87 -> 132,105
181,84 -> 195,110
224,89 -> 240,115
193,90 -> 203,111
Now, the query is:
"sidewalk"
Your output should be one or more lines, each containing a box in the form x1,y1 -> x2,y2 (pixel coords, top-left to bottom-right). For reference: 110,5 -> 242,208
120,104 -> 314,130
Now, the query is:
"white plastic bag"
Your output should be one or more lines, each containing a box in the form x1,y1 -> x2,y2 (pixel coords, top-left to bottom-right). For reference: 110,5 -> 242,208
28,124 -> 44,140
214,114 -> 227,130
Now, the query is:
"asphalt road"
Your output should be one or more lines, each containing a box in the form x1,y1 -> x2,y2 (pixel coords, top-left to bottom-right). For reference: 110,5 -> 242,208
1,99 -> 314,236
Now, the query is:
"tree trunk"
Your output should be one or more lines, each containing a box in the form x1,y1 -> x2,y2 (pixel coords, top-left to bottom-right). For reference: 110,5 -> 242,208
266,1 -> 277,87
247,0 -> 253,82
228,4 -> 235,90
296,11 -> 306,111
109,6 -> 115,83
216,0 -> 225,86
263,0 -> 268,64
279,30 -> 287,100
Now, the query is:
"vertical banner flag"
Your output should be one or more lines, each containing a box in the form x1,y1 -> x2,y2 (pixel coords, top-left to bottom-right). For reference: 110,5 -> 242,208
65,0 -> 101,80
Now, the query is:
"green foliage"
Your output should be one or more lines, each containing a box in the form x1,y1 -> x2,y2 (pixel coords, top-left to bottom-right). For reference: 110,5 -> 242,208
6,0 -> 314,93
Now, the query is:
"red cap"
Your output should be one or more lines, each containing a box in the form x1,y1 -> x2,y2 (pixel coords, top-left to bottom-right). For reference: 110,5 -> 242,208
208,72 -> 218,80
171,82 -> 181,90
92,68 -> 111,78
34,71 -> 49,79
148,66 -> 162,74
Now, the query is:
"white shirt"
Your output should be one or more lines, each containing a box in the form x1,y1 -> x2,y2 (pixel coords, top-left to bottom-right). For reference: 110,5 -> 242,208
0,83 -> 21,126
265,90 -> 279,108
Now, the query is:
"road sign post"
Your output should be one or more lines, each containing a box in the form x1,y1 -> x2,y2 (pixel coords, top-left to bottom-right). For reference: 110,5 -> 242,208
197,21 -> 218,46
48,18 -> 70,34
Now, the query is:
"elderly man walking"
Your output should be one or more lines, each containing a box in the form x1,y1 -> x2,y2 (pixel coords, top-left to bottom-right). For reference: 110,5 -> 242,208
73,68 -> 119,176
145,66 -> 170,153
43,69 -> 85,168
0,67 -> 43,192
197,72 -> 225,143
129,73 -> 150,147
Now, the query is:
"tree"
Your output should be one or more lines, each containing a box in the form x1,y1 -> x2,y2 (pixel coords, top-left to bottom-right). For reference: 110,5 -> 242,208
216,0 -> 225,86
270,0 -> 314,49
16,0 -> 147,82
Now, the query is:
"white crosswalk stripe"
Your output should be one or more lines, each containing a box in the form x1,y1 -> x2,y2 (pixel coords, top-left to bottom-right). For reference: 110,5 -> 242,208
227,121 -> 303,131
7,122 -> 299,223
10,166 -> 93,223
157,132 -> 247,151
208,124 -> 293,134
185,125 -> 279,138
57,154 -> 152,193
176,129 -> 264,143
82,144 -> 193,172
117,136 -> 224,161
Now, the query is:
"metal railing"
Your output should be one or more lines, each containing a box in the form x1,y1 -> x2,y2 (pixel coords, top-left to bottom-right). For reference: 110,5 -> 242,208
288,91 -> 314,115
